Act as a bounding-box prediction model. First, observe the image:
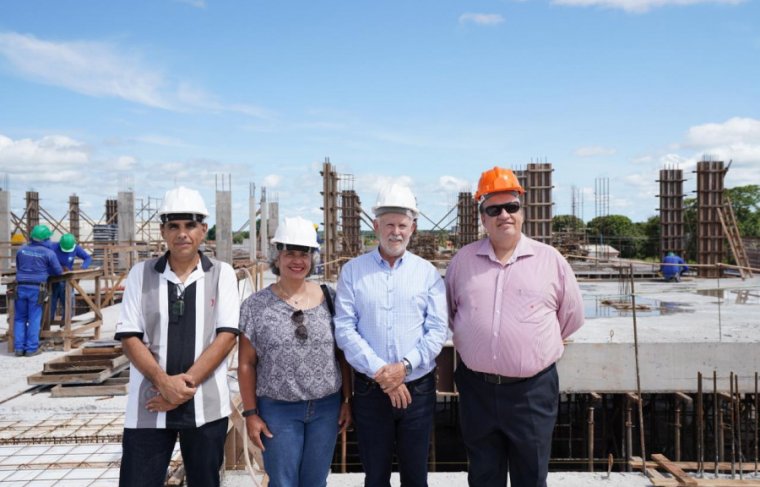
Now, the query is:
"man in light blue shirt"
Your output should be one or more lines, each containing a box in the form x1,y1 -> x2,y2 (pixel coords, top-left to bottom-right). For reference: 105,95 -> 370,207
335,183 -> 448,487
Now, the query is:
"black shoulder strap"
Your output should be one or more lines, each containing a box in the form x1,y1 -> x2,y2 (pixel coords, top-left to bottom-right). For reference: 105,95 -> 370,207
320,284 -> 335,317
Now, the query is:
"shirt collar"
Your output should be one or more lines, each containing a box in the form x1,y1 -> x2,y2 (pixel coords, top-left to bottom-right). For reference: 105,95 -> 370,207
370,246 -> 405,268
153,251 -> 213,273
475,234 -> 535,264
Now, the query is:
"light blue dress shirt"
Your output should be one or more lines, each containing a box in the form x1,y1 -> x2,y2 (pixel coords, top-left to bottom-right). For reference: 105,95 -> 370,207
334,248 -> 448,381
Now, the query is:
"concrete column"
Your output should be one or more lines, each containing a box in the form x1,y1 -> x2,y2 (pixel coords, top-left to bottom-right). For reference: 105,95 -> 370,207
259,187 -> 268,260
117,191 -> 135,270
69,195 -> 80,240
267,201 -> 279,240
215,189 -> 233,264
249,183 -> 257,262
0,190 -> 10,271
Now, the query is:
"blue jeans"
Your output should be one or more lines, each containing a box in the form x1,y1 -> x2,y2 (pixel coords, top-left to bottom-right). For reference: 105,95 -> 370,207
258,392 -> 341,487
50,282 -> 67,321
13,285 -> 43,353
119,417 -> 228,487
353,371 -> 436,487
455,361 -> 558,487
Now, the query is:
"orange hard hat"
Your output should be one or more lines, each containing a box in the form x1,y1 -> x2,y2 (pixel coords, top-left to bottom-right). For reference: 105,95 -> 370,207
474,166 -> 525,202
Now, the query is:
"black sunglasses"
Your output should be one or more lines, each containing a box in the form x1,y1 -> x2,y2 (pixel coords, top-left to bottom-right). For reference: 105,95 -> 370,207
482,201 -> 521,217
292,310 -> 308,340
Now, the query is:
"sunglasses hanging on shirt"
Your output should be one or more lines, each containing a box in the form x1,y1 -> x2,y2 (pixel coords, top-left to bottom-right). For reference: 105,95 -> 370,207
291,310 -> 308,340
170,283 -> 186,324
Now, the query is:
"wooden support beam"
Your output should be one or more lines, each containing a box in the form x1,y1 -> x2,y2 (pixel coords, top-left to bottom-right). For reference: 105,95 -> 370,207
651,454 -> 697,486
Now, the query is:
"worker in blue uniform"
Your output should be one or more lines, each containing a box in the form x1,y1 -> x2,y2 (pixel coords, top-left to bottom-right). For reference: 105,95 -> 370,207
49,233 -> 92,323
661,251 -> 688,282
14,225 -> 63,357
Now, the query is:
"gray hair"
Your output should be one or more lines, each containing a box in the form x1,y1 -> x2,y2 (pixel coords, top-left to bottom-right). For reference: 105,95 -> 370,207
269,247 -> 319,277
373,207 -> 418,220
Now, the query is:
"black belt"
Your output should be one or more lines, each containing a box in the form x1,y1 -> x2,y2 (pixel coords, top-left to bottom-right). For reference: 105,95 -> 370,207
17,281 -> 44,286
467,362 -> 555,385
356,369 -> 435,388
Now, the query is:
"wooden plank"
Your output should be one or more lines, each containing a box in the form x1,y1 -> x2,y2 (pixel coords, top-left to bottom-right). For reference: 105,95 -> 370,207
50,377 -> 128,397
43,352 -> 127,373
28,360 -> 129,385
651,453 -> 697,486
632,459 -> 760,472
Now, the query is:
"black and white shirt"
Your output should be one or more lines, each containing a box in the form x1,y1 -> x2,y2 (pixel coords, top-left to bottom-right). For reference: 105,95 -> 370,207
115,253 -> 240,429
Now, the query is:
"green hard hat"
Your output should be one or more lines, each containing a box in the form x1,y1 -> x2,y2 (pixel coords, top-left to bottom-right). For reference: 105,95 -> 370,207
30,224 -> 52,242
60,233 -> 77,253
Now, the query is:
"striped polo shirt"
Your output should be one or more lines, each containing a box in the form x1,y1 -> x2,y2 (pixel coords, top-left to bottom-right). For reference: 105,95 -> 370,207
115,252 -> 240,429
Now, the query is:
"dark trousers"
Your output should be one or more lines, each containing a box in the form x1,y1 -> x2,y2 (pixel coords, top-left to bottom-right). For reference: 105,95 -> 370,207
455,362 -> 558,487
119,417 -> 228,487
353,371 -> 436,487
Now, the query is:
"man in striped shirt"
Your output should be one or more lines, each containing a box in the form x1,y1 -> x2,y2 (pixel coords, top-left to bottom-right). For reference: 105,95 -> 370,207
335,183 -> 448,487
115,187 -> 240,487
446,167 -> 584,487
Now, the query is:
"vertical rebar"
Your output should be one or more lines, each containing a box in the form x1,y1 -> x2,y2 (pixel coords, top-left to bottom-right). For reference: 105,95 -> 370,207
625,395 -> 633,473
736,375 -> 743,480
629,266 -> 646,472
675,397 -> 682,462
698,373 -> 704,477
588,402 -> 595,472
714,370 -> 720,477
731,371 -> 736,478
755,371 -> 758,475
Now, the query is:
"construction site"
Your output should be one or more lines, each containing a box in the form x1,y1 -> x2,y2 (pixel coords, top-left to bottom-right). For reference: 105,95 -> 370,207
0,158 -> 759,486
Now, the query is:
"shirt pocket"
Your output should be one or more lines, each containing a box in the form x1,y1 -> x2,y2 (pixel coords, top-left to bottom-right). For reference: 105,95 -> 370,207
513,288 -> 549,324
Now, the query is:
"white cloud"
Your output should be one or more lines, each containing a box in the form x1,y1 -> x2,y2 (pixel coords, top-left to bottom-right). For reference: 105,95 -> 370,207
0,32 -> 269,117
0,134 -> 89,169
174,0 -> 206,8
262,174 -> 282,188
575,146 -> 617,157
552,0 -> 743,13
113,156 -> 138,171
459,13 -> 505,25
685,117 -> 760,147
437,175 -> 472,193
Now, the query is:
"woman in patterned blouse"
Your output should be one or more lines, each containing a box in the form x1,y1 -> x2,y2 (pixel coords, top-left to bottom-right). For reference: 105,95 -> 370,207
238,217 -> 352,487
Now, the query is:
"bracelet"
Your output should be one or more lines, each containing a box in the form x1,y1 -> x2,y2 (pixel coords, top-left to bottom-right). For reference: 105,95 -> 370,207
242,408 -> 259,417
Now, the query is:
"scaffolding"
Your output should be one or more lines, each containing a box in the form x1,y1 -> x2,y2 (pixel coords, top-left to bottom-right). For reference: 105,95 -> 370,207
695,160 -> 725,278
524,163 -> 554,245
456,192 -> 479,247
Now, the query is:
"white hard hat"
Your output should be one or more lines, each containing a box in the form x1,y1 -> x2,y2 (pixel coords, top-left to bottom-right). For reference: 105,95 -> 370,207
372,183 -> 419,217
271,217 -> 319,249
158,186 -> 209,223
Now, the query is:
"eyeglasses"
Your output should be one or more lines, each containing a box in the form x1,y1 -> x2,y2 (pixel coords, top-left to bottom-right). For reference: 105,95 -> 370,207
292,310 -> 308,340
482,201 -> 521,217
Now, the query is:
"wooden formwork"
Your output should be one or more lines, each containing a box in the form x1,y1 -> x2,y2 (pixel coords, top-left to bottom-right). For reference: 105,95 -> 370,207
696,160 -> 726,278
658,168 -> 686,258
524,163 -> 554,245
456,192 -> 479,247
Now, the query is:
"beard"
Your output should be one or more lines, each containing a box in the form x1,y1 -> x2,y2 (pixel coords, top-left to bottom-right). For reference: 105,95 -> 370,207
379,235 -> 409,257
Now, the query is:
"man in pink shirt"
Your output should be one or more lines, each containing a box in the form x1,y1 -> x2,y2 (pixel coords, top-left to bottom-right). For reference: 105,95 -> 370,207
446,166 -> 584,487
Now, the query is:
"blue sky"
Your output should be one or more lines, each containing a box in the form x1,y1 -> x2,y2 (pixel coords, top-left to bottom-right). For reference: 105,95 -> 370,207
0,0 -> 758,232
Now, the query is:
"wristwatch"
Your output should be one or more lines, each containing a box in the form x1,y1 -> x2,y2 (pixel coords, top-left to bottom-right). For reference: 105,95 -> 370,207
402,358 -> 413,376
242,408 -> 259,417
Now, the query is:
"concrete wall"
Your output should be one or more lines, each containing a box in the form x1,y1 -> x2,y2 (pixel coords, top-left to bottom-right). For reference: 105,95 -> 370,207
215,190 -> 232,264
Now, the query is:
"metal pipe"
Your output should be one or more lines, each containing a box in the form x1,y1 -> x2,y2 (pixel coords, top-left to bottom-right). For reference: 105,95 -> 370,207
755,371 -> 758,475
625,394 -> 634,473
731,371 -> 736,479
629,266 -> 646,472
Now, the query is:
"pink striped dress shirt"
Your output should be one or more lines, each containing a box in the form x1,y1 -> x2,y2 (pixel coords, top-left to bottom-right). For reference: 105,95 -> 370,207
446,235 -> 584,378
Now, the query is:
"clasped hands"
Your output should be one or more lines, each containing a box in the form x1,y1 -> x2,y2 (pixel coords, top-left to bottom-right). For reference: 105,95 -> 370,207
374,362 -> 412,409
146,373 -> 197,413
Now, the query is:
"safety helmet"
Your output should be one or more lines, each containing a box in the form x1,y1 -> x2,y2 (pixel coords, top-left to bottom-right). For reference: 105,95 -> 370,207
158,186 -> 209,223
271,217 -> 319,250
372,183 -> 419,217
60,233 -> 77,253
30,224 -> 52,242
474,166 -> 525,202
10,233 -> 26,245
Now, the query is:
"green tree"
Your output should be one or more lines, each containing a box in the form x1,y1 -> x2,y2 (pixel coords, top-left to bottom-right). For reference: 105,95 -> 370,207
587,215 -> 644,258
637,215 -> 660,259
552,214 -> 585,232
726,184 -> 760,237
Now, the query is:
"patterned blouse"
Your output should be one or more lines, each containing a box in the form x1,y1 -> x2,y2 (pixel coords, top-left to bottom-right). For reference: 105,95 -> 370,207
239,285 -> 342,402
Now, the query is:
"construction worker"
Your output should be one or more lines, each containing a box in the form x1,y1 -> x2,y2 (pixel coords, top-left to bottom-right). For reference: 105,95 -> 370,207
334,183 -> 448,487
115,186 -> 240,487
13,224 -> 63,357
49,233 -> 92,322
661,251 -> 688,282
446,167 -> 584,487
